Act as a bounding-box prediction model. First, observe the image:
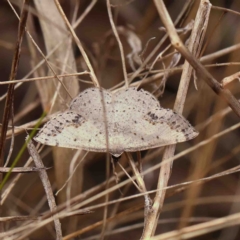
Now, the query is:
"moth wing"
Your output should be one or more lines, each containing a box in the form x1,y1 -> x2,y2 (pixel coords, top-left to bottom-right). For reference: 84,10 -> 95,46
113,107 -> 198,152
34,111 -> 113,152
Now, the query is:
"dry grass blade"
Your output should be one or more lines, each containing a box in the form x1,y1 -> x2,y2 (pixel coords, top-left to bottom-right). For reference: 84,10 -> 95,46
0,1 -> 29,233
0,166 -> 49,173
150,211 -> 240,240
0,72 -> 89,85
63,203 -> 143,240
141,1 -> 211,238
0,0 -> 29,180
32,2 -> 90,234
54,0 -> 99,87
106,0 -> 129,88
126,153 -> 151,220
0,216 -> 40,222
6,117 -> 48,138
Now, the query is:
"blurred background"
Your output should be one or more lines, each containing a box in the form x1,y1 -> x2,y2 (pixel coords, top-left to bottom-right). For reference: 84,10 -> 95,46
1,0 -> 240,239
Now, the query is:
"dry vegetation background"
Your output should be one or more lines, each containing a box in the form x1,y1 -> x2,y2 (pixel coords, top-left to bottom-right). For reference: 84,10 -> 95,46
1,0 -> 240,239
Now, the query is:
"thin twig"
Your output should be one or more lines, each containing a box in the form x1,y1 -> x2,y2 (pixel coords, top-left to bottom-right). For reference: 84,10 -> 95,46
106,0 -> 129,88
54,0 -> 99,87
100,154 -> 110,240
0,216 -> 40,222
63,204 -> 143,240
0,1 -> 29,233
153,0 -> 240,118
28,119 -> 240,230
81,218 -> 215,240
27,138 -> 62,240
128,0 -> 193,85
126,153 -> 152,233
5,164 -> 240,240
117,162 -> 141,191
0,0 -> 29,181
221,71 -> 240,87
2,157 -> 240,239
99,87 -> 111,239
8,0 -> 74,102
212,5 -> 240,17
4,103 -> 15,167
126,154 -> 149,201
26,30 -> 74,100
200,43 -> 240,63
1,157 -> 33,204
0,72 -> 89,85
6,116 -> 49,138
66,151 -> 88,200
150,211 -> 240,240
0,0 -> 97,103
0,167 -> 49,173
142,1 -> 212,237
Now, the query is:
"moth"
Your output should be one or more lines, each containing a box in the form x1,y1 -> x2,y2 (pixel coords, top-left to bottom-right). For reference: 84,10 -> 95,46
34,87 -> 198,157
